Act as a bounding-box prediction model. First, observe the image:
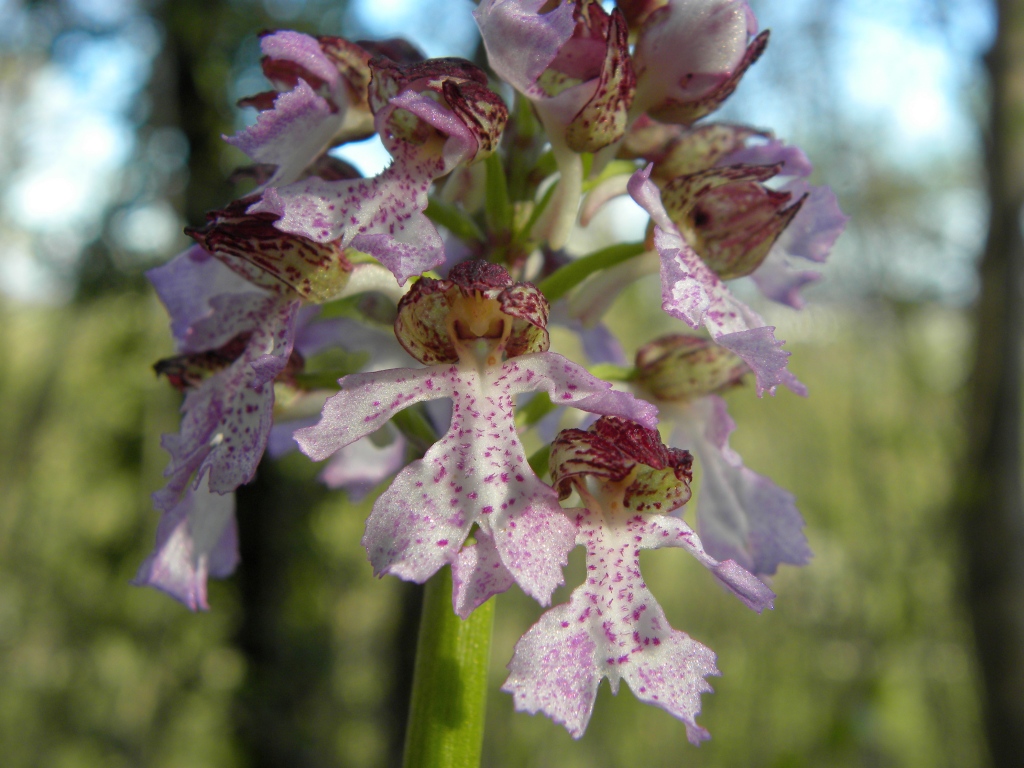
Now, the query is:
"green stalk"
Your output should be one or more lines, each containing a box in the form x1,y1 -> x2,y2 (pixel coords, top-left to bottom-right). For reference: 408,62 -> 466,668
402,568 -> 495,768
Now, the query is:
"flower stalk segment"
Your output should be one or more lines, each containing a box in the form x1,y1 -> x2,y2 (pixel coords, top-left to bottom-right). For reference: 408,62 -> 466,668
403,568 -> 495,768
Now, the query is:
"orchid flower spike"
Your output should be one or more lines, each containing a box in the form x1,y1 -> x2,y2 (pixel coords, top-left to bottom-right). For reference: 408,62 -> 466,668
295,260 -> 658,615
504,416 -> 774,742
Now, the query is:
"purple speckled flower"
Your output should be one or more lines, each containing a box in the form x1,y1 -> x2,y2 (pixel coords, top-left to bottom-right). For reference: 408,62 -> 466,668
503,417 -> 773,741
226,31 -> 377,189
475,0 -> 634,248
628,164 -> 804,397
719,139 -> 848,308
631,0 -> 767,125
250,58 -> 508,284
148,248 -> 302,512
635,335 -> 811,576
295,262 -> 658,614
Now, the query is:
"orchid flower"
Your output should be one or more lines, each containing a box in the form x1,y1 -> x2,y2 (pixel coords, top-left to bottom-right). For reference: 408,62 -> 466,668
294,260 -> 657,615
226,31 -> 381,189
250,57 -> 508,283
142,200 -> 400,609
631,0 -> 768,126
503,416 -> 774,741
628,164 -> 805,396
718,138 -> 850,308
475,0 -> 634,249
634,334 -> 811,576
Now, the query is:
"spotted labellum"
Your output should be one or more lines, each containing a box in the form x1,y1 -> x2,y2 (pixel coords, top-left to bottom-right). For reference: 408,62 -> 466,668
504,417 -> 773,741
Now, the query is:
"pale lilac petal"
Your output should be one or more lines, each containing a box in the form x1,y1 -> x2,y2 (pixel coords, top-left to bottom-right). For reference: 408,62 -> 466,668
635,512 -> 775,612
503,599 -> 604,738
505,351 -> 658,429
294,365 -> 448,461
452,528 -> 517,618
146,245 -> 255,352
133,473 -> 238,611
673,396 -> 811,576
474,0 -> 577,94
156,298 -> 301,505
186,290 -> 276,355
249,92 -> 478,283
749,252 -> 821,310
719,138 -> 813,178
715,328 -> 807,397
628,165 -> 803,396
633,0 -> 753,112
260,30 -> 341,90
550,301 -> 628,366
319,430 -> 408,501
266,416 -> 317,458
250,155 -> 444,284
504,506 -> 721,740
772,179 -> 848,264
225,79 -> 343,188
361,364 -> 575,603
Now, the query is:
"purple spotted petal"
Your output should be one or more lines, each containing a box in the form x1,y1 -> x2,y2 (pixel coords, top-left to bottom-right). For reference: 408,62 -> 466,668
672,395 -> 811,576
628,165 -> 803,397
225,79 -> 344,189
296,351 -> 655,604
503,505 -> 722,742
133,473 -> 238,611
452,529 -> 518,618
155,297 -> 301,508
635,513 -> 775,612
259,30 -> 342,92
147,245 -> 256,353
474,0 -> 577,95
358,363 -> 575,603
504,352 -> 658,429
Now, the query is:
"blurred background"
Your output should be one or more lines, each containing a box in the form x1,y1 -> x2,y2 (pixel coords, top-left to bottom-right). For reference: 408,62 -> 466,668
1,0 -> 1022,766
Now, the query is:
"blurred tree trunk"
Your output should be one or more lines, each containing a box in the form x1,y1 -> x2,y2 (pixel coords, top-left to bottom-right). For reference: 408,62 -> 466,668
960,1 -> 1024,765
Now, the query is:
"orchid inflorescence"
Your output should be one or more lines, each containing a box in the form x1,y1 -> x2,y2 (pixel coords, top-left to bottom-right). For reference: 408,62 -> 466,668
137,0 -> 845,743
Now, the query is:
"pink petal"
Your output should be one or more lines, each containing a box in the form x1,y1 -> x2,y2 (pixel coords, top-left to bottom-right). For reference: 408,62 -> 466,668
155,297 -> 301,506
673,396 -> 811,576
134,473 -> 238,611
505,351 -> 659,429
225,79 -> 344,189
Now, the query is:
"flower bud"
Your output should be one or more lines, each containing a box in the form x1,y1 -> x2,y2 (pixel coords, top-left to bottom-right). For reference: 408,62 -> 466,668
635,334 -> 748,400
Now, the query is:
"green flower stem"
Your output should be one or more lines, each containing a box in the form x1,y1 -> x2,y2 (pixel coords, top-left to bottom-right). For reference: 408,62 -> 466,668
403,568 -> 495,768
